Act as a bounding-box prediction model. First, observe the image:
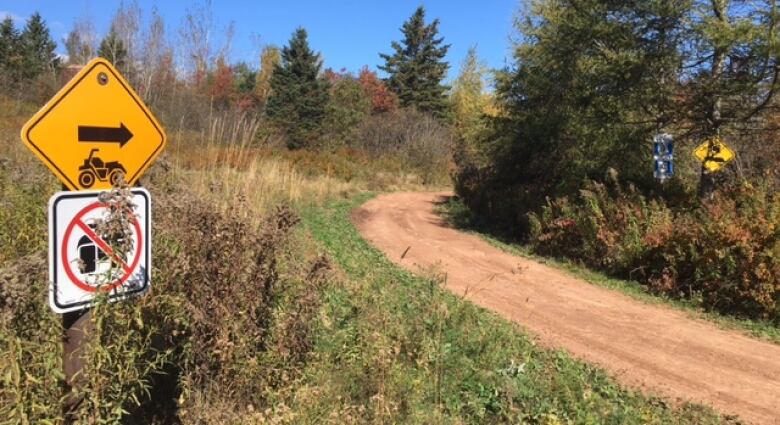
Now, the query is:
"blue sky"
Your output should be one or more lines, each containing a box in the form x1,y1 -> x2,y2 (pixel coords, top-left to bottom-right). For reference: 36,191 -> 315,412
0,1 -> 519,82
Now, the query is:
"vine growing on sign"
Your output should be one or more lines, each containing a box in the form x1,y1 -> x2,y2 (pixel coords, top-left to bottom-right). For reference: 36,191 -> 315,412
87,178 -> 138,289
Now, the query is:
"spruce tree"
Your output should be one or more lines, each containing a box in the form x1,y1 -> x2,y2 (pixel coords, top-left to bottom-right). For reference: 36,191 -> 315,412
266,28 -> 330,149
98,29 -> 128,70
20,12 -> 59,79
379,6 -> 450,117
0,17 -> 23,86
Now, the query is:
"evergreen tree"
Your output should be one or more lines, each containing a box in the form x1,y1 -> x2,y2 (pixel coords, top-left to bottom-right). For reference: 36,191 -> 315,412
266,28 -> 330,149
455,0 -> 780,230
233,61 -> 256,96
98,29 -> 128,70
379,6 -> 450,117
0,17 -> 23,86
20,12 -> 60,79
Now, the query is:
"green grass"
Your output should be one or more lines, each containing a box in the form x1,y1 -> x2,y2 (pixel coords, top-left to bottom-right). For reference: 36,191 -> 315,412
436,196 -> 780,345
295,193 -> 728,424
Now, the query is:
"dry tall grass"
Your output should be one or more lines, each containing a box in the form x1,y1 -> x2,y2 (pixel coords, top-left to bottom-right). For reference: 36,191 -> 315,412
158,110 -> 444,220
177,145 -> 352,202
165,142 -> 358,222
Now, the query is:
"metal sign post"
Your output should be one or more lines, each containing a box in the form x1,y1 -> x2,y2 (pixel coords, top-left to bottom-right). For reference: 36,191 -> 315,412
19,57 -> 166,417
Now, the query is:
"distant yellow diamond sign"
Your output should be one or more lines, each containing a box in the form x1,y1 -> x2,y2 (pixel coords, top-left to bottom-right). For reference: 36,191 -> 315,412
21,58 -> 166,190
693,137 -> 735,172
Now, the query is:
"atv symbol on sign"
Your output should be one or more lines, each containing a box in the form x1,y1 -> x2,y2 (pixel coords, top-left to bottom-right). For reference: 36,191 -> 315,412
78,149 -> 126,188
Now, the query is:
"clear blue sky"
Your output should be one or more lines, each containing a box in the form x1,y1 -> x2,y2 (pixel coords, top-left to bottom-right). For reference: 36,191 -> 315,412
0,1 -> 519,82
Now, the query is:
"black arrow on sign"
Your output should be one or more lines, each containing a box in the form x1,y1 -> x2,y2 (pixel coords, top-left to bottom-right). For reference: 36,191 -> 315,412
78,123 -> 133,147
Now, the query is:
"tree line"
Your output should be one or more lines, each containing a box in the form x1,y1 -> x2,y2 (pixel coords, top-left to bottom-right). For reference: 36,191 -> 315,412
0,5 -> 461,159
451,0 -> 780,321
454,0 -> 780,222
0,13 -> 59,90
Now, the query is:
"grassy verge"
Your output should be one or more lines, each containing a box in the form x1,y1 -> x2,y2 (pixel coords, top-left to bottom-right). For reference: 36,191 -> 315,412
437,196 -> 780,345
296,194 -> 727,424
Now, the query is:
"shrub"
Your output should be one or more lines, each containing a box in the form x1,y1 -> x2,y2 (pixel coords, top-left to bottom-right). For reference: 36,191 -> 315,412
354,108 -> 452,183
0,180 -> 332,423
0,163 -> 56,265
656,185 -> 780,320
149,189 -> 332,420
529,179 -> 779,321
0,253 -> 63,423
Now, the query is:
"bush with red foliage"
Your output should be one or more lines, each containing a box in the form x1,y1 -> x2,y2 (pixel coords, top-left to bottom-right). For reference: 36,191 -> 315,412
208,59 -> 235,109
358,67 -> 398,114
528,179 -> 780,321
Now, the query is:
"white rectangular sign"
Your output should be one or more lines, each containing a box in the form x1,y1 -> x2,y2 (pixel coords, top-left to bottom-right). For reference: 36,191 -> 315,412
48,188 -> 151,313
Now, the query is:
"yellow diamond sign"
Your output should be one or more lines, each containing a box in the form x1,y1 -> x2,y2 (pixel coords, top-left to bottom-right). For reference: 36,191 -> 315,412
693,137 -> 735,173
21,58 -> 166,190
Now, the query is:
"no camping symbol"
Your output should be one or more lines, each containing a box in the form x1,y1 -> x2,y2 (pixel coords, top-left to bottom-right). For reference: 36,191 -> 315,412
48,189 -> 151,313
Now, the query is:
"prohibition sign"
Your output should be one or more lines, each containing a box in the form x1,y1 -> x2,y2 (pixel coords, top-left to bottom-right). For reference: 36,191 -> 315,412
49,188 -> 151,313
61,202 -> 143,292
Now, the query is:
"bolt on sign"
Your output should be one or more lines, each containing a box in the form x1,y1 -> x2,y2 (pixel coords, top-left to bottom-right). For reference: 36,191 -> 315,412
21,57 -> 166,190
48,189 -> 151,313
693,137 -> 735,173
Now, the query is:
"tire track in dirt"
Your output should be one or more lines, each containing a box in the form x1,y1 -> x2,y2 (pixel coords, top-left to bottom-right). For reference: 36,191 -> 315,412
352,192 -> 780,424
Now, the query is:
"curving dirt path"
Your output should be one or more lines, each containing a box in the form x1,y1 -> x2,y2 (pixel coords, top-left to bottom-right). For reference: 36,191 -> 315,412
352,192 -> 780,424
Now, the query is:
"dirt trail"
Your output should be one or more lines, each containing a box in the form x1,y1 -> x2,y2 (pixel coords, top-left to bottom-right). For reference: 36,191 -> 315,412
352,192 -> 780,424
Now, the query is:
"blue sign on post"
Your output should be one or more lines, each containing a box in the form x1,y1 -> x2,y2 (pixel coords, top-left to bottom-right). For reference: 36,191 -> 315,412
653,133 -> 674,182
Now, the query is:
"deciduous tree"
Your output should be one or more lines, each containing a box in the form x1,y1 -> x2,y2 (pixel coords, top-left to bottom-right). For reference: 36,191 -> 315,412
358,67 -> 397,114
255,45 -> 281,111
451,47 -> 490,145
63,19 -> 96,65
179,2 -> 213,86
208,57 -> 235,109
323,70 -> 370,146
137,8 -> 171,105
106,1 -> 141,81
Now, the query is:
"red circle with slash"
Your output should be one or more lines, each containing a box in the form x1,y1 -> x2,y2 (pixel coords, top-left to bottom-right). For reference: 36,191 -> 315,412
61,202 -> 143,292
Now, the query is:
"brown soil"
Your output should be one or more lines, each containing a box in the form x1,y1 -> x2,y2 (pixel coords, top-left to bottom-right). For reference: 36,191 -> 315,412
352,192 -> 780,425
